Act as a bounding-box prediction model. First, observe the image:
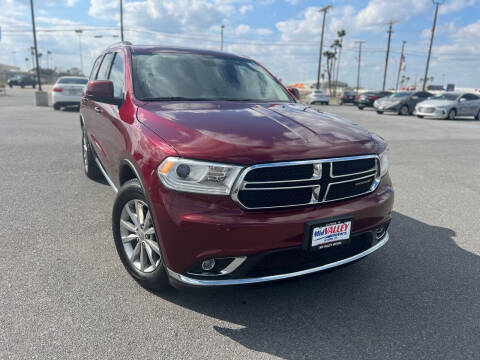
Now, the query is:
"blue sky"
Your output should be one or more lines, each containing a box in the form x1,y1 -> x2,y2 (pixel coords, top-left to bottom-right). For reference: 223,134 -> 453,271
1,0 -> 479,89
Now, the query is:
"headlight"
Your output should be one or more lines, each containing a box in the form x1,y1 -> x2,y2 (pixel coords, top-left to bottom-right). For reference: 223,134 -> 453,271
157,157 -> 243,195
379,148 -> 390,177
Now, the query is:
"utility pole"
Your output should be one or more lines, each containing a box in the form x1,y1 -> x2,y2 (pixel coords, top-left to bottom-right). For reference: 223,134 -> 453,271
120,0 -> 124,41
395,40 -> 406,92
30,46 -> 35,72
29,0 -> 42,91
75,29 -> 83,75
423,0 -> 444,90
220,24 -> 225,51
354,40 -> 365,95
316,5 -> 332,90
382,21 -> 395,91
46,50 -> 51,69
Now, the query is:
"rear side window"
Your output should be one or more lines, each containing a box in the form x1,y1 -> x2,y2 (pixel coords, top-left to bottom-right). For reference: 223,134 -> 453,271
463,94 -> 478,101
108,53 -> 125,98
96,53 -> 114,80
89,56 -> 102,81
58,78 -> 88,84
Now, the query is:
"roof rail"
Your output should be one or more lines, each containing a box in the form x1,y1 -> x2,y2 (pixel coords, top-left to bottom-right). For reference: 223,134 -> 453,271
108,41 -> 133,48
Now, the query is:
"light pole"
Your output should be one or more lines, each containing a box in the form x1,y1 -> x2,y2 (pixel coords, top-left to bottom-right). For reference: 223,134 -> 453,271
316,5 -> 332,90
120,0 -> 124,41
220,24 -> 225,51
29,0 -> 42,91
422,0 -> 444,90
354,40 -> 365,95
382,21 -> 395,91
75,29 -> 84,75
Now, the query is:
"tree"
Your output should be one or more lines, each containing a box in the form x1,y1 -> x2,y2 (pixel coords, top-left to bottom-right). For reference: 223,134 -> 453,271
323,50 -> 336,95
333,30 -> 346,96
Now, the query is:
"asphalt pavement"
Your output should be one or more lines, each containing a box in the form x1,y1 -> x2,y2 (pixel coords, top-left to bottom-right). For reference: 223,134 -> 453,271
1,88 -> 479,359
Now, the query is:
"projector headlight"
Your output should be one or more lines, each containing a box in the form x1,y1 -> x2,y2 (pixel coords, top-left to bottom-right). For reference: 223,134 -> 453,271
379,148 -> 390,177
157,157 -> 243,195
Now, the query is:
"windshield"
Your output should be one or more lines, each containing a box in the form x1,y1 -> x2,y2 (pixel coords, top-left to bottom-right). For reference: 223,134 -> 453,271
132,53 -> 291,102
58,78 -> 88,84
430,93 -> 460,101
390,92 -> 412,98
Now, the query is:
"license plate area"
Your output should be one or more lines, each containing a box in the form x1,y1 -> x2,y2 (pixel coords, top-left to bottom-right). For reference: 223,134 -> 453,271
303,216 -> 353,252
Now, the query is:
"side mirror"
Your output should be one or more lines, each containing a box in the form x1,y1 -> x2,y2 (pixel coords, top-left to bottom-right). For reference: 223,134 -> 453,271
287,87 -> 300,100
86,80 -> 122,105
459,98 -> 466,102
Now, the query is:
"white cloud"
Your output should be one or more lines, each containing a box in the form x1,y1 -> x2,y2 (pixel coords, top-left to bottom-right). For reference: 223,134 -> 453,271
439,0 -> 477,14
239,4 -> 252,14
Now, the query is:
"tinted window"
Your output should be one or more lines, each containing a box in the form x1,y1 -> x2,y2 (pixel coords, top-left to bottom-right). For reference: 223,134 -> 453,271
431,93 -> 460,101
463,94 -> 478,101
58,78 -> 88,84
109,53 -> 124,98
89,56 -> 102,80
392,92 -> 412,98
416,92 -> 430,98
96,53 -> 114,80
132,52 -> 291,102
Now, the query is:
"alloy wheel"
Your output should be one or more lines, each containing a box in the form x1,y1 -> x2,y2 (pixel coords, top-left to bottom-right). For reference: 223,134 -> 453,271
400,105 -> 409,116
119,199 -> 161,273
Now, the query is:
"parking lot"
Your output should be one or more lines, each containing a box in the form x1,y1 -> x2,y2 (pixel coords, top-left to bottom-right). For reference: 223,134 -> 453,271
1,88 -> 479,359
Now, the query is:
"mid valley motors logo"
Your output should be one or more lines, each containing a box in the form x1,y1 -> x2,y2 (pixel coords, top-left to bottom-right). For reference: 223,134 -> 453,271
314,223 -> 350,238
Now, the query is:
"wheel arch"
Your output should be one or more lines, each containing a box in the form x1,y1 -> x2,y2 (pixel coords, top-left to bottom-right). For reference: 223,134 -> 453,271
119,158 -> 146,190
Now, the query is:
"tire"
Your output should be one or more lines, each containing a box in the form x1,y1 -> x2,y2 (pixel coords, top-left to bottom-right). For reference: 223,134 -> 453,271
53,103 -> 60,110
447,109 -> 456,120
475,110 -> 480,120
20,83 -> 25,88
32,84 -> 36,89
112,179 -> 170,291
399,105 -> 409,116
376,111 -> 384,114
358,106 -> 364,110
8,83 -> 12,88
416,115 -> 424,118
81,126 -> 101,180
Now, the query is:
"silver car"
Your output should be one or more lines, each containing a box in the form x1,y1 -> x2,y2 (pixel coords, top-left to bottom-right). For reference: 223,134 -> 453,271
306,90 -> 329,105
414,93 -> 480,120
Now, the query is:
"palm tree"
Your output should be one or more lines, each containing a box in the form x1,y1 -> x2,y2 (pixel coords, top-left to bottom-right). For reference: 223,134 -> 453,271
323,50 -> 336,95
334,30 -> 346,96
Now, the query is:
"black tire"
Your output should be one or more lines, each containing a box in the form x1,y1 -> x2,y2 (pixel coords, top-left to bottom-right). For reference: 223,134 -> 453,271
376,111 -> 384,114
358,106 -> 364,110
112,179 -> 170,291
416,115 -> 424,118
53,103 -> 60,110
81,126 -> 101,180
475,110 -> 480,120
20,83 -> 25,88
447,109 -> 456,120
399,105 -> 409,116
8,83 -> 13,88
32,84 -> 36,89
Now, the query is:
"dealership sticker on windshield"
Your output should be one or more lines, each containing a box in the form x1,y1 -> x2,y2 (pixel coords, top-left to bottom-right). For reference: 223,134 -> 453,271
311,220 -> 351,249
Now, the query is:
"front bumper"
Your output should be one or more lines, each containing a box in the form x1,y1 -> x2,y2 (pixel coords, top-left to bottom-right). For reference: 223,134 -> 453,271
148,174 -> 394,283
414,108 -> 447,118
375,103 -> 400,112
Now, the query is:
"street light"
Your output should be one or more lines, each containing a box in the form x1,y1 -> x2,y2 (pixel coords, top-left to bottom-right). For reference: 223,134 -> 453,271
422,0 -> 445,90
75,29 -> 84,75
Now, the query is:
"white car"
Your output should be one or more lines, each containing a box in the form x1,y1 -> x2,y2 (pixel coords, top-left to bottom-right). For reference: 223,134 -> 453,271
51,76 -> 88,110
306,90 -> 329,105
414,92 -> 480,120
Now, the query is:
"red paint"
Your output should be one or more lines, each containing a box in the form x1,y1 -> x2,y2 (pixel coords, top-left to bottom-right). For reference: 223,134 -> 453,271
80,45 -> 394,275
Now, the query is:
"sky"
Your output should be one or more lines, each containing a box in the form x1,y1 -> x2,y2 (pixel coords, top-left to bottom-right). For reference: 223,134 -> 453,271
0,0 -> 479,89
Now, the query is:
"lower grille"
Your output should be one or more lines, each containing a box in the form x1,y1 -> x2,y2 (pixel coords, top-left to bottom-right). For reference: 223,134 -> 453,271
419,107 -> 434,113
232,155 -> 380,210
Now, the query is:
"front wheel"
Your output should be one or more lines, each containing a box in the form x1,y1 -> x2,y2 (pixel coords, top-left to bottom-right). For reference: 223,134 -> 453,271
475,110 -> 480,120
376,110 -> 384,114
53,103 -> 60,110
447,109 -> 456,120
358,106 -> 364,110
399,105 -> 409,116
112,179 -> 170,291
417,115 -> 424,118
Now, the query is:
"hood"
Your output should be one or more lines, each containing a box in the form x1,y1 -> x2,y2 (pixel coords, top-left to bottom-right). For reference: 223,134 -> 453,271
416,99 -> 455,107
137,102 -> 381,165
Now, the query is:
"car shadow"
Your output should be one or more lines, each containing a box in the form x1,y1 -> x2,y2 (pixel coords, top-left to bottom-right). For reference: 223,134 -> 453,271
153,211 -> 480,359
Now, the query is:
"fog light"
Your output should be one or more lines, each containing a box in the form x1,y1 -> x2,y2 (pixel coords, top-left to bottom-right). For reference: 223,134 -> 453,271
201,259 -> 215,271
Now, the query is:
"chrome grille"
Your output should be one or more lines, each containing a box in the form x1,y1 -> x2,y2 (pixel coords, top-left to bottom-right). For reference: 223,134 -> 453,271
231,155 -> 380,210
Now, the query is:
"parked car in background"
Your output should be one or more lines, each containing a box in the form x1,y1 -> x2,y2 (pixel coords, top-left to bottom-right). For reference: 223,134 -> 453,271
374,91 -> 432,115
306,89 -> 329,105
8,74 -> 37,88
414,93 -> 480,120
355,91 -> 392,110
339,90 -> 356,105
51,76 -> 88,110
80,44 -> 393,291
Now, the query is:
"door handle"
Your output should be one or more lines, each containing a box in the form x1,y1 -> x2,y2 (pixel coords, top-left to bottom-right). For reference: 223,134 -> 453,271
94,106 -> 103,113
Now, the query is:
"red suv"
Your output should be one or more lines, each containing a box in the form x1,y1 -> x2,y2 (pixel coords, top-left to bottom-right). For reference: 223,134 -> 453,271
80,43 -> 394,290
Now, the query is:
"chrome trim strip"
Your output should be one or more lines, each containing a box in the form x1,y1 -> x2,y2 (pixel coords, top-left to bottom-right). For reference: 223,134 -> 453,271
322,173 -> 377,202
231,154 -> 380,210
167,233 -> 389,286
95,158 -> 118,193
330,160 -> 378,179
242,184 -> 319,191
